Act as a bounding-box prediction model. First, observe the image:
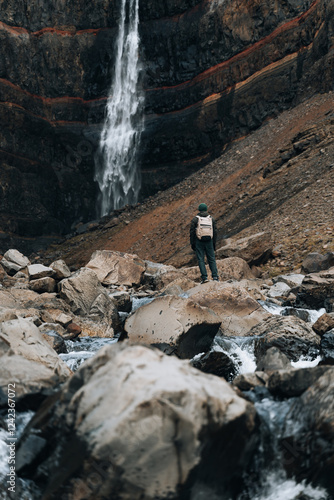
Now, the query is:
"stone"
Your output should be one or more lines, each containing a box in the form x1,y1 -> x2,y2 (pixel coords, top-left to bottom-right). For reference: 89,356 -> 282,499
124,295 -> 221,359
183,257 -> 255,282
312,313 -> 334,337
108,290 -> 132,313
49,259 -> 71,280
216,231 -> 272,266
295,271 -> 334,312
16,343 -> 258,499
249,315 -> 321,362
0,318 -> 71,407
65,322 -> 82,340
28,264 -> 54,280
263,281 -> 291,300
267,366 -> 329,398
301,252 -> 334,274
143,261 -> 189,290
320,331 -> 334,365
191,350 -> 238,381
0,249 -> 30,276
40,329 -> 68,354
282,368 -> 334,495
86,250 -> 146,287
272,273 -> 304,288
233,372 -> 269,391
187,281 -> 270,336
256,346 -> 292,371
29,277 -> 57,293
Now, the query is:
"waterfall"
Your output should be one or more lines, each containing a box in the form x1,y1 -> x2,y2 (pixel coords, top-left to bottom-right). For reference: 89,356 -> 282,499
95,0 -> 143,217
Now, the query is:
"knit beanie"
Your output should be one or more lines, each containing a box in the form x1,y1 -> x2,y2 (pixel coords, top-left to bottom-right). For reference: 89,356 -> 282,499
198,203 -> 207,212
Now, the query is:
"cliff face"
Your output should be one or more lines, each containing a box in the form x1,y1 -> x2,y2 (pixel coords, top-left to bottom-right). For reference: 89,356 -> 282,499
0,0 -> 333,244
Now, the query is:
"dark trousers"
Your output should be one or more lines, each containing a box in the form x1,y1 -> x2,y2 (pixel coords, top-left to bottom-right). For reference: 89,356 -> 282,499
195,239 -> 218,280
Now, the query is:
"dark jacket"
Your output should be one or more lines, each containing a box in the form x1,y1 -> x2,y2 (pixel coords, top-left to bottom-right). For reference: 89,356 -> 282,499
190,211 -> 217,250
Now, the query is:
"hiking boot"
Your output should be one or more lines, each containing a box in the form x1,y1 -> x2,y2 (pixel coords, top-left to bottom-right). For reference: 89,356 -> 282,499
213,277 -> 219,281
201,278 -> 209,284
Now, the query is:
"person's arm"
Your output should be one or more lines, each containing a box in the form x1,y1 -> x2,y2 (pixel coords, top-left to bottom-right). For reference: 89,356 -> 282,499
212,218 -> 217,250
190,217 -> 198,250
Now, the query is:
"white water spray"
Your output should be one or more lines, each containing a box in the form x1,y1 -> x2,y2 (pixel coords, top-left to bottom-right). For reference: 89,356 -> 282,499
95,0 -> 143,216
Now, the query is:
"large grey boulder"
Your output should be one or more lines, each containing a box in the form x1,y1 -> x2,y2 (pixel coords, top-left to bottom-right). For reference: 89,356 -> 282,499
49,259 -> 71,280
183,257 -> 255,282
124,295 -> 221,358
249,315 -> 321,362
86,250 -> 146,286
1,249 -> 30,275
301,252 -> 334,274
58,267 -> 119,336
28,263 -> 54,281
16,343 -> 258,500
0,318 -> 71,407
187,281 -> 270,336
295,269 -> 334,312
216,231 -> 272,266
143,261 -> 189,290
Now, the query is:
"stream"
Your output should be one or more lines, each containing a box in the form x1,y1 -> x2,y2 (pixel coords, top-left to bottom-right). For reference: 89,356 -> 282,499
0,296 -> 330,499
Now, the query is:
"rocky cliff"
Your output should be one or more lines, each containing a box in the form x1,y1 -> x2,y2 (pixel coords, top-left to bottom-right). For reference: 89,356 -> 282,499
0,0 -> 333,246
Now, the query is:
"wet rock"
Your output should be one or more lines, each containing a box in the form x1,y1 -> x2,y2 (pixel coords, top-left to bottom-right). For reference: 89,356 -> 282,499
312,312 -> 334,337
124,295 -> 221,359
86,250 -> 146,287
282,368 -> 334,496
301,252 -> 334,274
0,249 -> 30,276
216,231 -> 272,266
49,259 -> 72,280
256,347 -> 292,371
233,372 -> 269,392
108,290 -> 132,313
187,281 -> 269,336
0,318 -> 71,408
65,322 -> 82,340
191,350 -> 238,381
320,331 -> 334,365
40,329 -> 68,354
267,366 -> 329,397
249,316 -> 321,362
16,343 -> 258,499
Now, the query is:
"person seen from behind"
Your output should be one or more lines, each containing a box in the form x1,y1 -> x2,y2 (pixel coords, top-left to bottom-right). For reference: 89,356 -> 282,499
190,203 -> 219,284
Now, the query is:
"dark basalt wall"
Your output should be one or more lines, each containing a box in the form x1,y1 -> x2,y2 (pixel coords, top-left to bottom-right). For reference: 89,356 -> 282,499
0,0 -> 333,242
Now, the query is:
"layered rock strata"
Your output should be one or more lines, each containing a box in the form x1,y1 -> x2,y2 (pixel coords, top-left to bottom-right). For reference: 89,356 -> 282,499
0,0 -> 333,244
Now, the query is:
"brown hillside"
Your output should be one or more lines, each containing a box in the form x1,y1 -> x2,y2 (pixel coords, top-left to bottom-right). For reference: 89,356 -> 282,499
41,91 -> 334,276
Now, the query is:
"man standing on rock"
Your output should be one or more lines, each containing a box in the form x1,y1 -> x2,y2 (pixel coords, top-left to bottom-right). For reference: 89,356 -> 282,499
190,203 -> 219,284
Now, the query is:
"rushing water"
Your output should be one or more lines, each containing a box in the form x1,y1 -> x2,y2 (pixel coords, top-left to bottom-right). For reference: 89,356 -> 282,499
94,0 -> 143,216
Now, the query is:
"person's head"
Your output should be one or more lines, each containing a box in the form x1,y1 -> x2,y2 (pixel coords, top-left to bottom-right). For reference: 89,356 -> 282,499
198,203 -> 207,212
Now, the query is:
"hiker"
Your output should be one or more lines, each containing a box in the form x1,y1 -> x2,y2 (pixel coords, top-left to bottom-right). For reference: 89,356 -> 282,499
190,203 -> 219,283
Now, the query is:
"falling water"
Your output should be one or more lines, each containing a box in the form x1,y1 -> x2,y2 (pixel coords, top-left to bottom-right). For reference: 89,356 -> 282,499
95,0 -> 143,217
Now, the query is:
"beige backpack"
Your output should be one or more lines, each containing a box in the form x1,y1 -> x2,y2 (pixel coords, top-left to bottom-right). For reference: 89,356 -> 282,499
196,215 -> 213,240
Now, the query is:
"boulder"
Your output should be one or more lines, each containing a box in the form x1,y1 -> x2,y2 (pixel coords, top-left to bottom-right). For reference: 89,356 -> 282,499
28,264 -> 54,280
301,252 -> 334,274
282,368 -> 334,495
263,281 -> 291,300
272,273 -> 304,289
0,318 -> 71,408
267,366 -> 330,398
312,313 -> 334,337
256,347 -> 292,371
86,250 -> 146,287
16,343 -> 258,500
143,261 -> 189,290
187,281 -> 270,336
124,295 -> 221,358
0,289 -> 19,308
233,372 -> 269,392
183,257 -> 255,282
191,350 -> 238,381
108,290 -> 132,313
320,331 -> 334,365
0,249 -> 30,276
216,231 -> 272,266
49,259 -> 72,280
249,316 -> 321,362
29,277 -> 57,293
40,329 -> 68,354
295,271 -> 334,312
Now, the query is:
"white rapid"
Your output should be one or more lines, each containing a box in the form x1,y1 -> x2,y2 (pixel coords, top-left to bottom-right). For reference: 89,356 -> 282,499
95,0 -> 143,216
